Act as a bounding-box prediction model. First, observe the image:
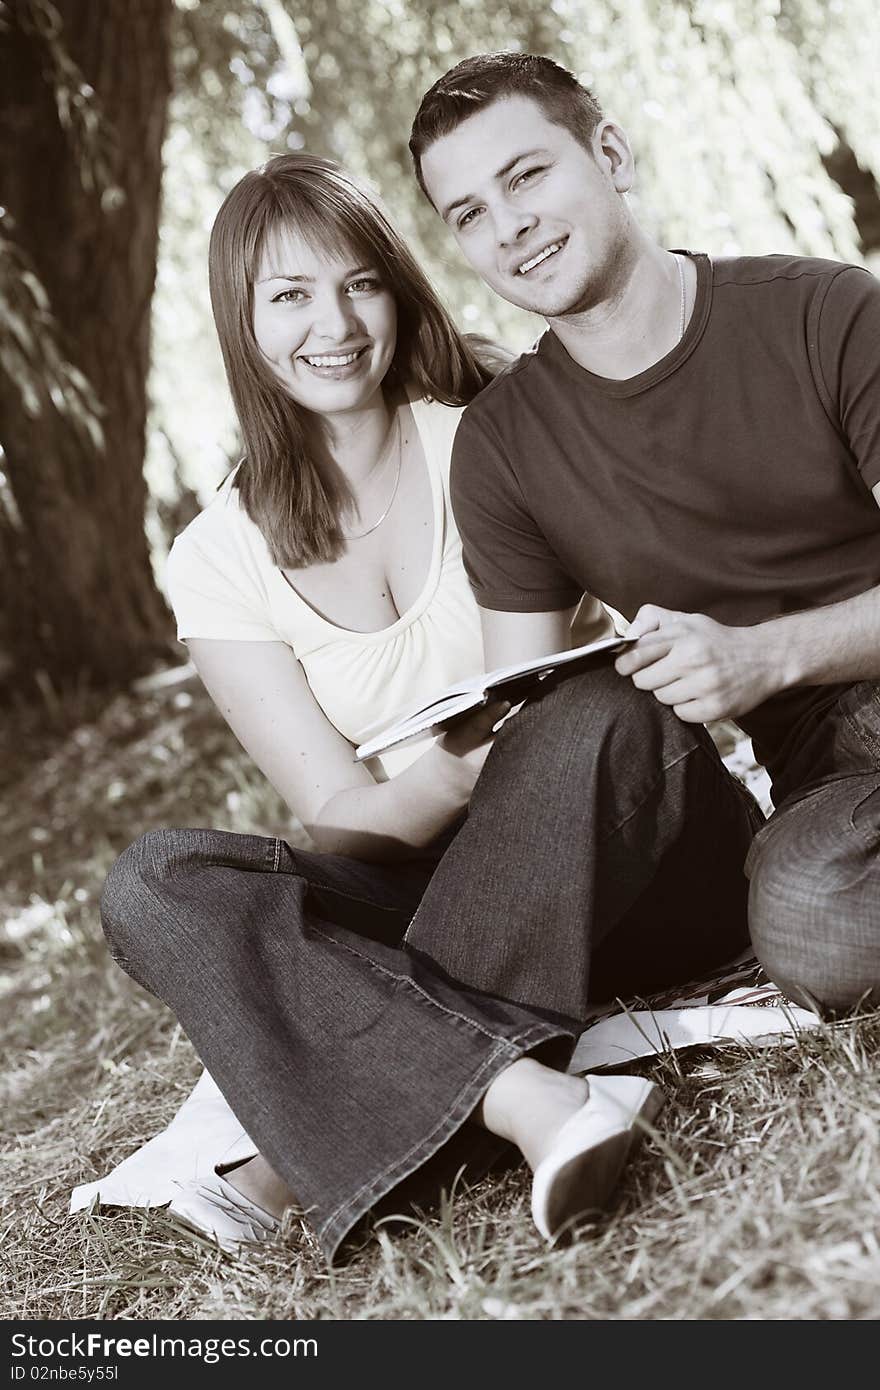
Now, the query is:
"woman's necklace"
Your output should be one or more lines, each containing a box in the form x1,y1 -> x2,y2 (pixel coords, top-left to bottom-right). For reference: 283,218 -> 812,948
673,252 -> 687,342
341,413 -> 403,541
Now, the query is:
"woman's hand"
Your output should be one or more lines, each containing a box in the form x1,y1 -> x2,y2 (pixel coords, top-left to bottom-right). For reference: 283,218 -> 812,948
435,699 -> 512,799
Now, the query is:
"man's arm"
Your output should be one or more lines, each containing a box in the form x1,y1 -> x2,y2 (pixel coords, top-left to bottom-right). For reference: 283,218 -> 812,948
615,478 -> 880,722
480,606 -> 577,672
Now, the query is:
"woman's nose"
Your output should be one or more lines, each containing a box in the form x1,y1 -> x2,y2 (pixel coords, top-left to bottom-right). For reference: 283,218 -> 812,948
313,292 -> 358,341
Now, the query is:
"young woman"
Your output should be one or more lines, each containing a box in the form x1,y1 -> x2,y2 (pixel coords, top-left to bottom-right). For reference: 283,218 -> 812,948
91,153 -> 751,1261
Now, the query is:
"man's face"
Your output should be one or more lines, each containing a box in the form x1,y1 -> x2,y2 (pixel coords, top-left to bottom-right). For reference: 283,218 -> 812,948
420,95 -> 633,320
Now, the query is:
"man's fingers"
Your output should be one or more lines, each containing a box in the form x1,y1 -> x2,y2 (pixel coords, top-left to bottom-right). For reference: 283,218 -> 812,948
637,674 -> 697,704
614,635 -> 673,675
672,698 -> 716,723
625,603 -> 678,641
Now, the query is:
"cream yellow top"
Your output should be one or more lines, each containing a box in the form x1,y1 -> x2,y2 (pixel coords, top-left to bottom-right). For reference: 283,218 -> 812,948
166,397 -> 485,779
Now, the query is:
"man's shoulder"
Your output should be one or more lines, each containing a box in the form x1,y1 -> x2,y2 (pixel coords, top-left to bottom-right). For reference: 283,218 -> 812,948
460,337 -> 548,431
710,252 -> 863,293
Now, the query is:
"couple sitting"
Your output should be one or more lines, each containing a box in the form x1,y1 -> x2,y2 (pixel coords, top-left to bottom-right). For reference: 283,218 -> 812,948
97,53 -> 880,1261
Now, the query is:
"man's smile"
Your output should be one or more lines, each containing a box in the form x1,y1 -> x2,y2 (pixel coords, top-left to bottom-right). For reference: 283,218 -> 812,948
513,238 -> 567,277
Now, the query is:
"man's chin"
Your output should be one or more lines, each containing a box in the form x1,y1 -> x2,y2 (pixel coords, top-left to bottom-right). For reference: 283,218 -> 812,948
496,278 -> 581,320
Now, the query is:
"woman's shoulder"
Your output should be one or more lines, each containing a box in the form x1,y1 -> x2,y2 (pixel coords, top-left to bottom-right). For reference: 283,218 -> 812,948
167,465 -> 273,594
409,396 -> 467,473
165,466 -> 280,640
170,466 -> 254,560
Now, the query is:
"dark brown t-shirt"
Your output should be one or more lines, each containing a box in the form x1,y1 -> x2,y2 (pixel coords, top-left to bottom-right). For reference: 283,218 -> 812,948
451,254 -> 880,792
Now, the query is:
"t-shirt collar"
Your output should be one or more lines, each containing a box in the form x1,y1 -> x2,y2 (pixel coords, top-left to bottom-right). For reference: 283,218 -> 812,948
538,251 -> 713,397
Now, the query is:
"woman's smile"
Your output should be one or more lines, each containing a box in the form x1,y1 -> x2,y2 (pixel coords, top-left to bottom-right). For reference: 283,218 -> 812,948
296,343 -> 372,379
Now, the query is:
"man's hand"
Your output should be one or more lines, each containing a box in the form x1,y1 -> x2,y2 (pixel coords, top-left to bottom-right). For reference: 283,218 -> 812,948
614,605 -> 783,722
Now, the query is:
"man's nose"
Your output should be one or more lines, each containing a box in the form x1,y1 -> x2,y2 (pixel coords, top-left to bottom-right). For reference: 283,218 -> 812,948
495,201 -> 538,247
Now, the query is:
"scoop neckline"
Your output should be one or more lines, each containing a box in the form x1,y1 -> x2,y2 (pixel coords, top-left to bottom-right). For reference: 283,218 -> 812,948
269,395 -> 447,643
540,251 -> 713,398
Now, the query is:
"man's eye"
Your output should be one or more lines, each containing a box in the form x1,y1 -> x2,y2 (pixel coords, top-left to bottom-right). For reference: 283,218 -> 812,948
457,207 -> 481,230
513,167 -> 544,189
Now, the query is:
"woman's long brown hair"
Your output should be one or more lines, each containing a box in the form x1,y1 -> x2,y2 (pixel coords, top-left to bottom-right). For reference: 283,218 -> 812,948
208,153 -> 493,567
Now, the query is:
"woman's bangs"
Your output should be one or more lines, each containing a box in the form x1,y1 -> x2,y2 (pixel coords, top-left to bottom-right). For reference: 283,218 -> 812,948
251,182 -> 387,283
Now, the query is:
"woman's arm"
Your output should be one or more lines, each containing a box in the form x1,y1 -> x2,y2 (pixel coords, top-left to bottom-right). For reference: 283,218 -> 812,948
189,637 -> 501,860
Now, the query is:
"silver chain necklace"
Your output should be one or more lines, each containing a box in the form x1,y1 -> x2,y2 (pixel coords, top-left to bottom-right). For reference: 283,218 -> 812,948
342,414 -> 403,541
673,252 -> 687,342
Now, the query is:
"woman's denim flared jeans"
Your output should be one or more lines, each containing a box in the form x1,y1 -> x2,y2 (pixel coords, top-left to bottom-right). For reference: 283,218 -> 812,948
101,668 -> 785,1260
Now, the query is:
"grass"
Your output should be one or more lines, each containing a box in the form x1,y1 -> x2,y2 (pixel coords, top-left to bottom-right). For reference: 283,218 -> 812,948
2,675 -> 879,1321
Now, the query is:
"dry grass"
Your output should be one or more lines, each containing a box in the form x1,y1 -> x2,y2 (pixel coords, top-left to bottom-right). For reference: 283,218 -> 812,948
2,677 -> 879,1321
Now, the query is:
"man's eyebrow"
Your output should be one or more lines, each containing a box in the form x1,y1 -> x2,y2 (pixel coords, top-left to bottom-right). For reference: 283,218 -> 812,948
441,149 -> 549,222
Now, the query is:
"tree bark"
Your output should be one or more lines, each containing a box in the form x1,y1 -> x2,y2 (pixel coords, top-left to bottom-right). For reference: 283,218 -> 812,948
0,0 -> 176,693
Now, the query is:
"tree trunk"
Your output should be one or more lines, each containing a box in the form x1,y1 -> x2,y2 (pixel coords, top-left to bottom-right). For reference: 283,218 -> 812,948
824,135 -> 880,255
0,0 -> 176,694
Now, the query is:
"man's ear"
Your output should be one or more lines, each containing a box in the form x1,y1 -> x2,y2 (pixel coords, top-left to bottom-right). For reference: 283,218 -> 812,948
591,120 -> 635,193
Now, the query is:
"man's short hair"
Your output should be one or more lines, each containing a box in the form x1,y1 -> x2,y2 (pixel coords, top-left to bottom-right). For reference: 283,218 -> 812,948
409,52 -> 604,200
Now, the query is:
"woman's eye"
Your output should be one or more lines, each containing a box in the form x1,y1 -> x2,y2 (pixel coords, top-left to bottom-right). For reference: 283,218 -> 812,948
457,207 -> 481,231
347,278 -> 380,295
272,288 -> 307,304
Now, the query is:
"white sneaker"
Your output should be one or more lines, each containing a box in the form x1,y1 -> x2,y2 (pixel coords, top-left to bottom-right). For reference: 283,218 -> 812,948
167,1173 -> 280,1253
530,1073 -> 664,1240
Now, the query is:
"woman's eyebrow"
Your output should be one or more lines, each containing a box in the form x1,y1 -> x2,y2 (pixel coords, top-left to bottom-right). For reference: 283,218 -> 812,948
256,271 -> 313,284
257,264 -> 376,284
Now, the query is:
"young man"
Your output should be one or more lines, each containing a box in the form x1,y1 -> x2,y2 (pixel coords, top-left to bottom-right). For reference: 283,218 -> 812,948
409,52 -> 880,1016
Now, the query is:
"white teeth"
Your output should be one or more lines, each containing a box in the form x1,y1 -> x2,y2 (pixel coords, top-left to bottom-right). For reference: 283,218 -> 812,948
302,351 -> 362,367
518,242 -> 563,275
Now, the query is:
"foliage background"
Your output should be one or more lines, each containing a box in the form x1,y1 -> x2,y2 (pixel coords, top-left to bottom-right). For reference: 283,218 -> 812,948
153,0 -> 880,522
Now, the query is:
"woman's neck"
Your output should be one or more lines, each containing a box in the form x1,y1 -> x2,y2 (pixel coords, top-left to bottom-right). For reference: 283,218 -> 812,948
320,389 -> 395,487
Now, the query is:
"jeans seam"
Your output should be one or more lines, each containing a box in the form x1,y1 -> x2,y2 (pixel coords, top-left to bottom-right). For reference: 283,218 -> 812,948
401,896 -> 429,945
275,846 -> 419,916
846,783 -> 880,850
309,921 -> 531,1045
317,1031 -> 550,1246
844,709 -> 880,761
598,744 -> 702,843
308,883 -> 412,914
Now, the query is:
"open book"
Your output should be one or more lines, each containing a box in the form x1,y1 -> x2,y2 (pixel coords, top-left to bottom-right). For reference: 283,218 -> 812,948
354,633 -> 634,762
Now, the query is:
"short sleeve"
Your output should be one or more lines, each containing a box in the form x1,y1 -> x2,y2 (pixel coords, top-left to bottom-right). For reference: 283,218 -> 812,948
813,265 -> 880,490
450,404 -> 583,612
166,529 -> 279,643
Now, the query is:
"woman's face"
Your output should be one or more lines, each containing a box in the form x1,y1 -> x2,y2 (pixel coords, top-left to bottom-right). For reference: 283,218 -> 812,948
251,225 -> 398,421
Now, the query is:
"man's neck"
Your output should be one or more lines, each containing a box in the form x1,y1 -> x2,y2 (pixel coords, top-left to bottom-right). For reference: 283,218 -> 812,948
548,237 -> 695,382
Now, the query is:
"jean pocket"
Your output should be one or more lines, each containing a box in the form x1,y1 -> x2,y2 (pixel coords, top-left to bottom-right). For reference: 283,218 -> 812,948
840,681 -> 880,766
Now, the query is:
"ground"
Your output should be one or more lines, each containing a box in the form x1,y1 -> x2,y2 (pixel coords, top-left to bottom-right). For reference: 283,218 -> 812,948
2,673 -> 879,1320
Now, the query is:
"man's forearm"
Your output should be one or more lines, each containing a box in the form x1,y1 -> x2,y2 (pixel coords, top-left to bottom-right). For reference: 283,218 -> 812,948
763,582 -> 880,690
